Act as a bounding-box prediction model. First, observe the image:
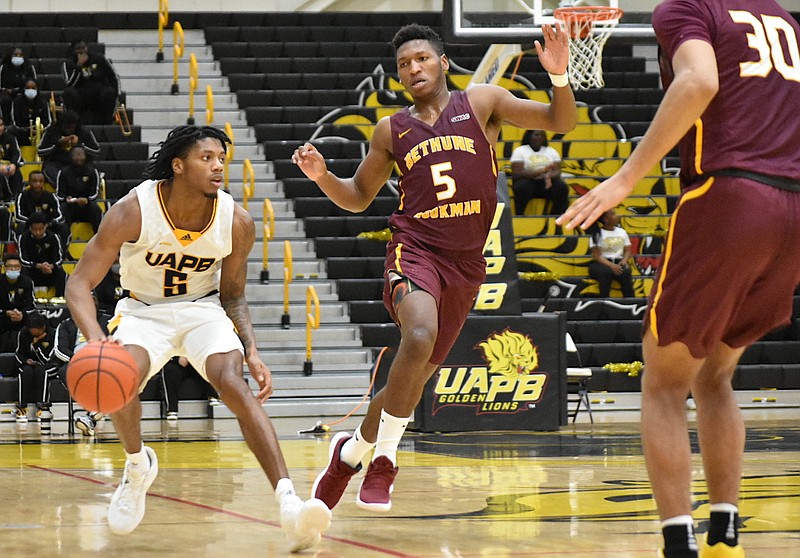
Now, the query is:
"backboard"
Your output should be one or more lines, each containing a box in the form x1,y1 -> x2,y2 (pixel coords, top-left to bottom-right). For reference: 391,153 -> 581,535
443,0 -> 653,43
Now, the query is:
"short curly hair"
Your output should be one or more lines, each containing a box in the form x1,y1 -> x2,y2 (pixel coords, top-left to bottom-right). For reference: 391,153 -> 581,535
392,24 -> 445,56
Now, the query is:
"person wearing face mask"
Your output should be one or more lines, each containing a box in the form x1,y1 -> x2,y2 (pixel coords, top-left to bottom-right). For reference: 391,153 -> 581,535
0,47 -> 36,123
11,79 -> 50,146
0,254 -> 34,353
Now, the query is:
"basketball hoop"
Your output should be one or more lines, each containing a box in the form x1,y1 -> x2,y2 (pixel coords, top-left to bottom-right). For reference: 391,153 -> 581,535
554,6 -> 624,89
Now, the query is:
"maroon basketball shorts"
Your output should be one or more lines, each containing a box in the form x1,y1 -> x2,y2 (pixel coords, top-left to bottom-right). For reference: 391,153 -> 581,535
645,175 -> 800,358
382,236 -> 486,364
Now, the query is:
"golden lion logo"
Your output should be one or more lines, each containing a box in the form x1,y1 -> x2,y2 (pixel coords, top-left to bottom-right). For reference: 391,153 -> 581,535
477,329 -> 539,378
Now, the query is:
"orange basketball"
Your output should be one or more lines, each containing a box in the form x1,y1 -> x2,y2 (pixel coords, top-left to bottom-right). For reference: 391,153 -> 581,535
67,341 -> 140,414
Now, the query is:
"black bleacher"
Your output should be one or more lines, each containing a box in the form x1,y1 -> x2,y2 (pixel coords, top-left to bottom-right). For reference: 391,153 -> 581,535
0,19 -> 148,207
197,12 -> 800,393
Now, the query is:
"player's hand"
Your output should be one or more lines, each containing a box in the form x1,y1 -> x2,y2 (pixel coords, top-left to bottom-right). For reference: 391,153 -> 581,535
535,24 -> 569,76
248,356 -> 273,403
291,142 -> 328,182
556,174 -> 635,231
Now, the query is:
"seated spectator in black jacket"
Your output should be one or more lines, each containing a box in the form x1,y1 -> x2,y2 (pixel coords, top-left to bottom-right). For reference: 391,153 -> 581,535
11,311 -> 59,423
94,255 -> 128,315
61,39 -> 119,125
17,211 -> 66,297
0,46 -> 36,123
0,254 -> 34,352
0,115 -> 23,198
161,356 -> 219,421
54,305 -> 110,435
16,170 -> 69,252
11,78 -> 50,146
56,145 -> 102,235
37,109 -> 100,185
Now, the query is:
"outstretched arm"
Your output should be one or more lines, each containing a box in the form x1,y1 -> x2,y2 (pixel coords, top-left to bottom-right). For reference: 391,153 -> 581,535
292,117 -> 396,212
557,39 -> 718,230
469,25 -> 577,142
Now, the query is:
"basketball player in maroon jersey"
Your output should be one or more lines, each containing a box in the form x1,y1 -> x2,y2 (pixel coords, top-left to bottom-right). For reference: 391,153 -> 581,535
558,1 -> 800,557
293,23 -> 576,512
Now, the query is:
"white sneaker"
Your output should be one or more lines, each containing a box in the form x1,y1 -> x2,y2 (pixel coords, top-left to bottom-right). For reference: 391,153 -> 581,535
108,446 -> 159,535
166,411 -> 178,421
280,494 -> 331,552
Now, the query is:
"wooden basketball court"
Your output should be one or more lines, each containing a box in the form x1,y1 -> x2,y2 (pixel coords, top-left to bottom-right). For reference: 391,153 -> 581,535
1,410 -> 798,557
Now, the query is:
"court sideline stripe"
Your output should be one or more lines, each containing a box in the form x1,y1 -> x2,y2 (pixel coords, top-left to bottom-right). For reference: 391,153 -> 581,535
27,464 -> 419,558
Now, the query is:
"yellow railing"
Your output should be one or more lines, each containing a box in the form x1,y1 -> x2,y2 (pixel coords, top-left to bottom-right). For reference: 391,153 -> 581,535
114,102 -> 133,137
224,122 -> 234,191
205,85 -> 214,124
261,198 -> 275,283
171,21 -> 184,94
242,158 -> 254,211
187,52 -> 198,124
281,240 -> 293,329
31,117 -> 44,161
303,286 -> 320,376
156,0 -> 169,62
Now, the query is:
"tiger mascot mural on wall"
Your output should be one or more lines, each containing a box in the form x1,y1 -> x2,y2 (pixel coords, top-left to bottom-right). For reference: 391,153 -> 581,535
303,66 -> 677,298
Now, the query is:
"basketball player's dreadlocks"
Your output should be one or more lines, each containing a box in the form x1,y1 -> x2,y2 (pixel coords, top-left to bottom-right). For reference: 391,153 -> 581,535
143,125 -> 231,180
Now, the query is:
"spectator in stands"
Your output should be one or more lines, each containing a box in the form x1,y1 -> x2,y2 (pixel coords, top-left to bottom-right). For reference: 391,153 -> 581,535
0,47 -> 37,123
53,301 -> 109,436
587,209 -> 635,298
94,255 -> 128,315
293,23 -> 575,513
16,170 -> 69,253
11,78 -> 50,146
508,129 -> 569,216
0,254 -> 34,353
161,356 -> 219,421
61,39 -> 119,125
18,211 -> 66,297
38,109 -> 100,185
12,311 -> 59,423
0,115 -> 23,197
56,145 -> 103,236
557,1 -> 800,556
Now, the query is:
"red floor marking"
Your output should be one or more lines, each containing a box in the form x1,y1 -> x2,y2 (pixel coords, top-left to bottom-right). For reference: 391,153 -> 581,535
28,464 -> 418,558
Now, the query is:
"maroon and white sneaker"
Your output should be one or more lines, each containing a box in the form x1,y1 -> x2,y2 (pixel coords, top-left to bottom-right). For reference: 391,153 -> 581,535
311,432 -> 361,510
356,456 -> 398,512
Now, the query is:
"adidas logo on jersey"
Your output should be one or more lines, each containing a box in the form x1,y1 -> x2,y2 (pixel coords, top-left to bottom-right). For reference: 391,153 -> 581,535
450,113 -> 470,123
180,233 -> 193,241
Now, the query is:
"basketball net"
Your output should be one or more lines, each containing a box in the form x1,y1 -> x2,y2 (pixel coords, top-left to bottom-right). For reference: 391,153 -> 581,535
554,7 -> 623,89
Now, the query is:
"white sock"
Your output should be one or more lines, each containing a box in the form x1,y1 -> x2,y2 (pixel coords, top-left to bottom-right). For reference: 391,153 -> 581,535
274,478 -> 297,506
125,446 -> 149,476
339,425 -> 375,469
709,503 -> 738,514
661,515 -> 694,529
372,410 -> 410,465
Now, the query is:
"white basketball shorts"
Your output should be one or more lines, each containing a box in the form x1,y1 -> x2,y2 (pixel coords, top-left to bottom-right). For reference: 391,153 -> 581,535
110,294 -> 244,387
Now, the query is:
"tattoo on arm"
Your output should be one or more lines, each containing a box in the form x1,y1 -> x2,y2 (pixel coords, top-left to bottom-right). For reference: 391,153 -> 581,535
222,296 -> 256,357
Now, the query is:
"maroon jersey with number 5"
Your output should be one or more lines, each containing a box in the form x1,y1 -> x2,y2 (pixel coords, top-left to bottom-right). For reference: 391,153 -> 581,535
388,90 -> 498,257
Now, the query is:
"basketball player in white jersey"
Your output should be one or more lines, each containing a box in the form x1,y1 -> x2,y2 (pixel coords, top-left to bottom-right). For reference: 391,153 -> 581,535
65,126 -> 331,551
